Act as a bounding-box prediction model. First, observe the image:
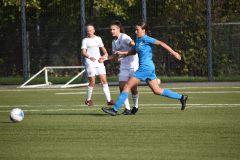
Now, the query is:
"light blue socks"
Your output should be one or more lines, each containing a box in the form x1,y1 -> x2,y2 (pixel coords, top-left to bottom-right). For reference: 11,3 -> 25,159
113,89 -> 181,112
113,91 -> 129,112
162,89 -> 182,100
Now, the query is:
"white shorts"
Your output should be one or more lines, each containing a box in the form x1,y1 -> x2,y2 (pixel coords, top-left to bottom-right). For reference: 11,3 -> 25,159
86,66 -> 106,77
118,68 -> 136,82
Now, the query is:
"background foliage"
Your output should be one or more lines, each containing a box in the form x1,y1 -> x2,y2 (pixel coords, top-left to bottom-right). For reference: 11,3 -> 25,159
0,0 -> 239,77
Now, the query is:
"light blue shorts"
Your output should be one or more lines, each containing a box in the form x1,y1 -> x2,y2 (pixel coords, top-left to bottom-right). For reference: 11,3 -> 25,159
132,69 -> 157,82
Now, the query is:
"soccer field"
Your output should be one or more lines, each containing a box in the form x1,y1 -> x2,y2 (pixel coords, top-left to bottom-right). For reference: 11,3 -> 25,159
0,83 -> 240,160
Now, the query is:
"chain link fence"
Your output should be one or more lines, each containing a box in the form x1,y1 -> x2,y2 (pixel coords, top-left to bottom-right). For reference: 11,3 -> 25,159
0,0 -> 239,77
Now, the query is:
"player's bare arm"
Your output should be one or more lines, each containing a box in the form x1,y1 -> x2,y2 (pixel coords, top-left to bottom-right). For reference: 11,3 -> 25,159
100,47 -> 108,58
114,48 -> 136,56
129,40 -> 135,47
98,54 -> 118,63
99,42 -> 136,63
81,48 -> 96,62
155,40 -> 181,61
98,47 -> 109,63
113,39 -> 135,55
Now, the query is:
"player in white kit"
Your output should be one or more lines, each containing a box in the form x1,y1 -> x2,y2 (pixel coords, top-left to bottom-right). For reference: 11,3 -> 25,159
100,20 -> 139,115
81,24 -> 115,106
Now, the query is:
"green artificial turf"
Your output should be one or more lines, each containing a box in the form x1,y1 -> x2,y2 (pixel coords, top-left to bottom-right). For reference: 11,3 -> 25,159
0,85 -> 239,160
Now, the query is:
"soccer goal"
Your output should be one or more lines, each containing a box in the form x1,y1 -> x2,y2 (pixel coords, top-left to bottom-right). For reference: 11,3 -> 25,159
19,66 -> 88,88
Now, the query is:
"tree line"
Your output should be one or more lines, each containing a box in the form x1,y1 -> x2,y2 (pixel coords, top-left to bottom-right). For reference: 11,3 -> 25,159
0,0 -> 239,77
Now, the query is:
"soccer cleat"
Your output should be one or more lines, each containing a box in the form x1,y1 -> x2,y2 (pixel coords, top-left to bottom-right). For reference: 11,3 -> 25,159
131,107 -> 138,114
180,95 -> 188,110
85,100 -> 93,106
102,107 -> 117,116
122,109 -> 132,115
107,100 -> 115,105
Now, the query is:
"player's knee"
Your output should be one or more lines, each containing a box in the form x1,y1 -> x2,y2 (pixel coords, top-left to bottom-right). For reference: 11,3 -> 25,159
100,79 -> 107,85
131,88 -> 138,95
119,86 -> 124,92
123,84 -> 131,92
88,83 -> 95,87
88,81 -> 95,87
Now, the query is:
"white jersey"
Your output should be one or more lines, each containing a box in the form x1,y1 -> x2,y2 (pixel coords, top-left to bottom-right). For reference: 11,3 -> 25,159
81,36 -> 105,67
112,33 -> 138,70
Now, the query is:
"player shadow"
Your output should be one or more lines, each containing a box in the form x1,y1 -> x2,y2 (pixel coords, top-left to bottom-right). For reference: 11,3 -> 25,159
40,112 -> 107,117
0,121 -> 14,123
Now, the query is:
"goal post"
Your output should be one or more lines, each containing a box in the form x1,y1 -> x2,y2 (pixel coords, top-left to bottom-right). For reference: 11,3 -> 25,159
19,66 -> 88,88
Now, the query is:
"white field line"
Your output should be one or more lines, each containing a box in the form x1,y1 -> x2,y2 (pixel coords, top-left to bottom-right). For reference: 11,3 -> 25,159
1,86 -> 240,92
0,103 -> 240,108
0,103 -> 239,113
1,103 -> 240,108
0,104 -> 86,108
54,91 -> 240,95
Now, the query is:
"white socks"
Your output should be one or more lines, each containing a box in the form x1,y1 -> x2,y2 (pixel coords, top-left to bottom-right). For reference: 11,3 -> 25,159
87,84 -> 111,102
102,84 -> 111,102
88,84 -> 139,109
124,98 -> 131,110
132,94 -> 139,108
86,86 -> 93,100
124,94 -> 139,110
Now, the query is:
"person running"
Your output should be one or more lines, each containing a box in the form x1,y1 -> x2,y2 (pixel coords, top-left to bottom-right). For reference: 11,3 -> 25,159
102,22 -> 188,116
81,24 -> 115,106
100,20 -> 139,115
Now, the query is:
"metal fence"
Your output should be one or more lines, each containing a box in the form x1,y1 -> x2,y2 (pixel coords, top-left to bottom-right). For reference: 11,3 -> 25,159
0,0 -> 239,78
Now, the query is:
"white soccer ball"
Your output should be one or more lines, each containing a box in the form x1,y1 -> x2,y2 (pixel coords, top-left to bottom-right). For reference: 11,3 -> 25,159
10,108 -> 24,122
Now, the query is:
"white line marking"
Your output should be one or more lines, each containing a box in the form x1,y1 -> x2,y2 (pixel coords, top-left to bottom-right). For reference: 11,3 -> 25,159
24,108 -> 97,112
1,86 -> 240,92
0,104 -> 86,108
139,104 -> 240,106
182,91 -> 240,93
55,92 -> 87,95
1,103 -> 240,108
55,91 -> 240,95
167,87 -> 240,89
0,104 -> 239,112
55,92 -> 106,95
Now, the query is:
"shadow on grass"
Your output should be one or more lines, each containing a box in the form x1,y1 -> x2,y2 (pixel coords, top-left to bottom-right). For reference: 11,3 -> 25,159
40,112 -> 108,117
0,121 -> 14,123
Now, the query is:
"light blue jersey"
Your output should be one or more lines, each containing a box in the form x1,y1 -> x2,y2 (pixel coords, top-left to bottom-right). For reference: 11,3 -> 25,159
134,35 -> 156,71
132,35 -> 157,81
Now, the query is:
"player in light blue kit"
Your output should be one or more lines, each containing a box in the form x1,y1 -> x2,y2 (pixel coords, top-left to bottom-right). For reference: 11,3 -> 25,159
102,22 -> 188,116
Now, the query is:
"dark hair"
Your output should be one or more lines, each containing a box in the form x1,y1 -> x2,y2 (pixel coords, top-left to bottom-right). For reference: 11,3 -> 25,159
110,20 -> 125,33
136,22 -> 151,36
